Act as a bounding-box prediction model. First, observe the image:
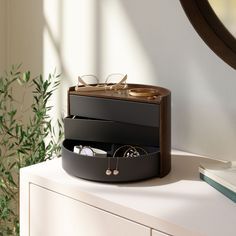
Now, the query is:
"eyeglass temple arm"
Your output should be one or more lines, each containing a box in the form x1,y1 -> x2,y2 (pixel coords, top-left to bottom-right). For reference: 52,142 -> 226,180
111,74 -> 127,89
116,74 -> 127,86
78,76 -> 90,87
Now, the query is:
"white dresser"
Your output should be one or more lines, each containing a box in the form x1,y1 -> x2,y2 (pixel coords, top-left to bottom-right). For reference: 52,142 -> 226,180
20,151 -> 236,236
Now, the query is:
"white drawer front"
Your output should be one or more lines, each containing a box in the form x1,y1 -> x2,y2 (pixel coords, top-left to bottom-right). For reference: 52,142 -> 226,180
29,184 -> 150,236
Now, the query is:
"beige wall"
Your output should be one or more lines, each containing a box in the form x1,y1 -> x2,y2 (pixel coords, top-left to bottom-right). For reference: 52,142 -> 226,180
5,0 -> 236,161
0,0 -> 6,72
8,0 -> 43,74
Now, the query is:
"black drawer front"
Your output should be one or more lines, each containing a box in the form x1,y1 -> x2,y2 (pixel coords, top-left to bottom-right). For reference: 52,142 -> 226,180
62,139 -> 160,183
69,95 -> 159,127
64,116 -> 159,146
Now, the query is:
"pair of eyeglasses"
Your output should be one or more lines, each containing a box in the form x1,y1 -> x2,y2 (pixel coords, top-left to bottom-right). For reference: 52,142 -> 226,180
74,145 -> 107,157
75,73 -> 128,92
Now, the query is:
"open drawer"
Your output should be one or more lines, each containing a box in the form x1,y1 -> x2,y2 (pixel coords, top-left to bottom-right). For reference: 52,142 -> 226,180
64,116 -> 159,146
62,139 -> 160,183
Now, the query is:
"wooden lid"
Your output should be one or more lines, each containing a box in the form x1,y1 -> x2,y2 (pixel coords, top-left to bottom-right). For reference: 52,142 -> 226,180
69,84 -> 170,104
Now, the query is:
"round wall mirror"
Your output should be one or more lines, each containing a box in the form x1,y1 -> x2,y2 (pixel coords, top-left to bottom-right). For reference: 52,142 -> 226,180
180,0 -> 236,69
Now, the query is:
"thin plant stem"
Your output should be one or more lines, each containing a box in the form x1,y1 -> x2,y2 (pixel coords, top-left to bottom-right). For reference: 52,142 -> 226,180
0,65 -> 63,236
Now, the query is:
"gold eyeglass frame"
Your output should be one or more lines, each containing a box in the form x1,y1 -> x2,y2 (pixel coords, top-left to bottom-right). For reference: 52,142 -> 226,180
75,73 -> 128,92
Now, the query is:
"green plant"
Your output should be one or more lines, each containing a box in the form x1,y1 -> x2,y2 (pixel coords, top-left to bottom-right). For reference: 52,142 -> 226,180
0,65 -> 63,236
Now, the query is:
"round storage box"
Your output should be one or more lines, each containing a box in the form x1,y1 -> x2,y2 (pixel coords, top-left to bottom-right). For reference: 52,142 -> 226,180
62,83 -> 171,182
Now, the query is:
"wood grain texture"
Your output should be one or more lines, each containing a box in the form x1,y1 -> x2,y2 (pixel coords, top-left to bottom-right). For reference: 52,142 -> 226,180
159,93 -> 171,177
68,84 -> 170,105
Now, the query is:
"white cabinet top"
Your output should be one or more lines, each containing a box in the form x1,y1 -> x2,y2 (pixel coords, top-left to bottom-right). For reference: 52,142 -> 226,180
20,151 -> 236,236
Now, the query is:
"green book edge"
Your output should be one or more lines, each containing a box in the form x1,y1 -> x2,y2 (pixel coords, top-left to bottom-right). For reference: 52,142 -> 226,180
200,173 -> 236,203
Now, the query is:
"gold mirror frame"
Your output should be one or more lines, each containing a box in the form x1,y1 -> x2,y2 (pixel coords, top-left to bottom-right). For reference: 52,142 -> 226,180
180,0 -> 236,69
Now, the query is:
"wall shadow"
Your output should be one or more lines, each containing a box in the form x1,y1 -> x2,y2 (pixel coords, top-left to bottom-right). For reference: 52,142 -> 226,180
117,0 -> 236,160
